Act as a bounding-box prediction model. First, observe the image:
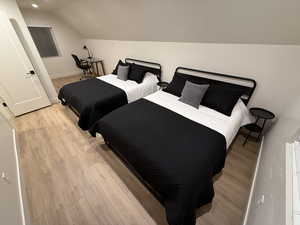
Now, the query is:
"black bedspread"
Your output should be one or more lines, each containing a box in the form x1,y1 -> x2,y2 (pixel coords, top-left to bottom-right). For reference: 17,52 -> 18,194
58,78 -> 127,130
90,99 -> 227,225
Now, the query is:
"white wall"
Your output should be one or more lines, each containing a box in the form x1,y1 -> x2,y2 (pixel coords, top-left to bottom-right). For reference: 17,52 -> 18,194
245,97 -> 300,225
86,39 -> 300,116
0,0 -> 57,103
21,9 -> 85,79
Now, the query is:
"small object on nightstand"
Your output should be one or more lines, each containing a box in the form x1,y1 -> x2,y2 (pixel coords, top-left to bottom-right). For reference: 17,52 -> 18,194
243,107 -> 275,146
157,81 -> 169,90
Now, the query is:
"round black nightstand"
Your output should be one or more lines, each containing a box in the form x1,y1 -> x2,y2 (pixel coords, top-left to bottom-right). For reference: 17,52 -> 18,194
157,81 -> 169,90
243,107 -> 275,145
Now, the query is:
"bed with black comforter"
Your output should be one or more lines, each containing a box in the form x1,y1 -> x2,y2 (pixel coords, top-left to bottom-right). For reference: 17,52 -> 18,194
58,78 -> 127,130
58,58 -> 162,130
90,98 -> 227,225
89,67 -> 257,225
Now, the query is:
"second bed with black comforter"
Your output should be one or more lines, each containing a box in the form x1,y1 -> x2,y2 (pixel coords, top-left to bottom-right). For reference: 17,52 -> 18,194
90,98 -> 227,225
58,78 -> 127,130
58,58 -> 162,130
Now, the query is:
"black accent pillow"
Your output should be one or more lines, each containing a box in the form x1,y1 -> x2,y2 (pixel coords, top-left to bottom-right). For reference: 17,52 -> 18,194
112,60 -> 130,75
128,64 -> 147,83
164,72 -> 210,97
164,73 -> 187,97
201,86 -> 243,116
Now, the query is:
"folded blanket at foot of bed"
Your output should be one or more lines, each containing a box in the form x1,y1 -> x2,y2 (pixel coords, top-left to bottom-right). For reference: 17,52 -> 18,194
58,78 -> 128,130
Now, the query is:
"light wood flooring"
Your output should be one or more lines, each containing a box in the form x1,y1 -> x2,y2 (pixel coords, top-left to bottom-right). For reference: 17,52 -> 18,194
16,79 -> 259,225
52,75 -> 82,93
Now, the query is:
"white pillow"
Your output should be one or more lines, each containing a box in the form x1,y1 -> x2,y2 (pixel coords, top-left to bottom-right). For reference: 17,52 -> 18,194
235,99 -> 255,126
143,72 -> 159,83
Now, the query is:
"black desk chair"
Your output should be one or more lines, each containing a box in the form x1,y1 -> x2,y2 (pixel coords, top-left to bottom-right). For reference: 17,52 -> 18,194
72,54 -> 92,80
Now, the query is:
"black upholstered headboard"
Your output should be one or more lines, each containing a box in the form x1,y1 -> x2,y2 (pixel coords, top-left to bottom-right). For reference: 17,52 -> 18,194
171,67 -> 257,105
125,58 -> 162,81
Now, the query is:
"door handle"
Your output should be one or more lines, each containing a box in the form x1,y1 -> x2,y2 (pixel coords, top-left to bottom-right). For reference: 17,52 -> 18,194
26,70 -> 35,75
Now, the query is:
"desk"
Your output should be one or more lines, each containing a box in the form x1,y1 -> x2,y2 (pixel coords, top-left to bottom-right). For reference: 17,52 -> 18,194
87,58 -> 105,76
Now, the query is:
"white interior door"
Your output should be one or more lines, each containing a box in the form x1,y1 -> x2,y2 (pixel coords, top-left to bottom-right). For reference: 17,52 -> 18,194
0,12 -> 50,116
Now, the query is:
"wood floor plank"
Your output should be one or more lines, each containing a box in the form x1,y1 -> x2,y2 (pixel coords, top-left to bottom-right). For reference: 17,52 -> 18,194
52,75 -> 81,92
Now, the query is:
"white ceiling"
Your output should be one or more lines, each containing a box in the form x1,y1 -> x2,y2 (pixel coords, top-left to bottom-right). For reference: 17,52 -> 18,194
16,0 -> 78,11
17,0 -> 300,45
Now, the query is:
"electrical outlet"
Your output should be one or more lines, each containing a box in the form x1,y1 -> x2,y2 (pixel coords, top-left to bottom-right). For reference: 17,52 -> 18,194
256,195 -> 265,208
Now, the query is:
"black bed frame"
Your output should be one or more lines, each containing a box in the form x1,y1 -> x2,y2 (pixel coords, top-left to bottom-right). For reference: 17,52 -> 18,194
105,66 -> 257,208
125,58 -> 162,81
175,67 -> 256,105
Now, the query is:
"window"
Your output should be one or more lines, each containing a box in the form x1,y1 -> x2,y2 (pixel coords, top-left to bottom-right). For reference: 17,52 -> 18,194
28,26 -> 59,57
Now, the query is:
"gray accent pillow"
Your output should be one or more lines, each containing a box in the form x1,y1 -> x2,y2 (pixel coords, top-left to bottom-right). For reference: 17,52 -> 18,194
179,81 -> 209,108
117,65 -> 129,81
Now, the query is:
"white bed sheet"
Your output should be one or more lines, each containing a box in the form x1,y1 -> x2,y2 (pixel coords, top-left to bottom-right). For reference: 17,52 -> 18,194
145,91 -> 254,148
98,73 -> 159,103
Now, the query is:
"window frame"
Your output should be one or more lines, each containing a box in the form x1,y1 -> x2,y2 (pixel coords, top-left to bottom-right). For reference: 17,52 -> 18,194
27,25 -> 61,58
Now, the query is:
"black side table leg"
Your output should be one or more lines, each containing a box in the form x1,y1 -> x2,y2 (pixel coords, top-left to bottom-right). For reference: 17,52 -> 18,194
243,117 -> 259,146
257,119 -> 266,141
243,131 -> 251,146
100,60 -> 105,75
96,62 -> 99,76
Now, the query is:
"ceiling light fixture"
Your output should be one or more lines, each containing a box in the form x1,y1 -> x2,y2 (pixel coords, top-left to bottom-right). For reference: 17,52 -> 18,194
32,3 -> 39,8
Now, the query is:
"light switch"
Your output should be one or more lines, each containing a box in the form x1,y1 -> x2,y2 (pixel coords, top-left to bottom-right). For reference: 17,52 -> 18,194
256,195 -> 265,207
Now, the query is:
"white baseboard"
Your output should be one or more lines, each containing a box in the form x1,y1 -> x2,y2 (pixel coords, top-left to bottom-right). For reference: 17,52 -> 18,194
13,129 -> 28,225
242,137 -> 264,225
50,97 -> 60,104
50,71 -> 81,79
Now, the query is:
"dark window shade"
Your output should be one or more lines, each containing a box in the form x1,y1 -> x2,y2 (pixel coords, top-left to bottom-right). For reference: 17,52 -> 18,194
28,26 -> 59,57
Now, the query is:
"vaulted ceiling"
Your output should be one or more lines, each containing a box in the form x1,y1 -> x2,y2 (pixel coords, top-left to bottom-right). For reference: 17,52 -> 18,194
17,0 -> 300,44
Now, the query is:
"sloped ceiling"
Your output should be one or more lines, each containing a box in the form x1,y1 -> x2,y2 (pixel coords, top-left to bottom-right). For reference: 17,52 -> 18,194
17,0 -> 300,44
16,0 -> 76,11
